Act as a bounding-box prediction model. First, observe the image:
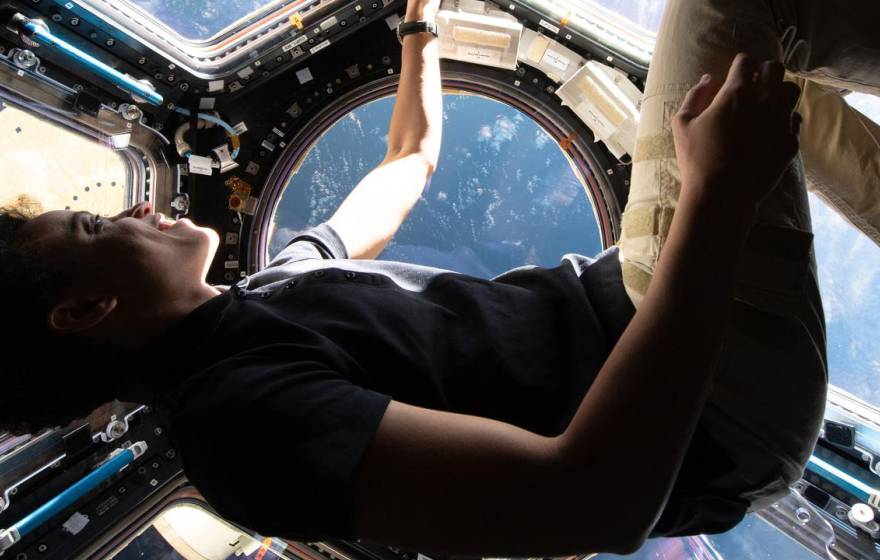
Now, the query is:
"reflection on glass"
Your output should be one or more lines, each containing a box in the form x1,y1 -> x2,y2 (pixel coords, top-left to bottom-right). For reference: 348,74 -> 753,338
110,502 -> 293,559
269,93 -> 602,279
0,102 -> 131,217
597,514 -> 817,559
122,0 -> 285,41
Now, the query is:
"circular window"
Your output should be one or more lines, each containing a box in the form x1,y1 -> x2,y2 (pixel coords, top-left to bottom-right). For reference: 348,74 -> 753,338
267,92 -> 604,279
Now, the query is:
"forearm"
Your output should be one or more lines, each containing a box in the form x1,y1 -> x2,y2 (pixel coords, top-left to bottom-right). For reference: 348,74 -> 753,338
385,4 -> 442,168
555,185 -> 754,542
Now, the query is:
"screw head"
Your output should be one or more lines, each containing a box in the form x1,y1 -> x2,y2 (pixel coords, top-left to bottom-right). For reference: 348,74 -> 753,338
105,38 -> 115,47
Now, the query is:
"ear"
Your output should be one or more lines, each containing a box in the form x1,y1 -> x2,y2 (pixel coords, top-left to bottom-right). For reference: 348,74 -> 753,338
48,295 -> 118,335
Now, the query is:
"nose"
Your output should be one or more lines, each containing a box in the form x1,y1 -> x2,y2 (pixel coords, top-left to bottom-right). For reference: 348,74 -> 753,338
109,201 -> 152,222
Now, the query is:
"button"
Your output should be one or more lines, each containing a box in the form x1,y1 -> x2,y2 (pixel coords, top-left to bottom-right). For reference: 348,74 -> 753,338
314,270 -> 325,277
345,272 -> 356,279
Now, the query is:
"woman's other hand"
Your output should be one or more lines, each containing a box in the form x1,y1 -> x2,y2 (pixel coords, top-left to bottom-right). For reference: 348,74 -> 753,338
672,53 -> 802,210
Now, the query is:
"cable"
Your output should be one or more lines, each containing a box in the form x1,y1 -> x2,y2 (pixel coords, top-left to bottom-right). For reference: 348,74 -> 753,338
173,107 -> 240,159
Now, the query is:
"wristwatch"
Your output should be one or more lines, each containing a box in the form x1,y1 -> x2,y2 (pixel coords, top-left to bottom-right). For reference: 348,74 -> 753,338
397,20 -> 439,44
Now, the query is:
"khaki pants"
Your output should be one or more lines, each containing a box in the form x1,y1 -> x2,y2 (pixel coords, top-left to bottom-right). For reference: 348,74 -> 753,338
620,0 -> 880,531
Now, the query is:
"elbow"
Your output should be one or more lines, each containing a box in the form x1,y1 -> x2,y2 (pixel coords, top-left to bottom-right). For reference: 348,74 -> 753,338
605,531 -> 648,556
384,148 -> 438,175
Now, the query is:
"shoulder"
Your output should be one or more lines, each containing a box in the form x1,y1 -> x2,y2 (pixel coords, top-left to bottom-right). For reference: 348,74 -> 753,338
167,352 -> 391,540
267,222 -> 350,268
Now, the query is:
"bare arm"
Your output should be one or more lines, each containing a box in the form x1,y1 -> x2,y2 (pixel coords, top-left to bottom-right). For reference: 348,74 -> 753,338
350,55 -> 802,556
327,0 -> 441,259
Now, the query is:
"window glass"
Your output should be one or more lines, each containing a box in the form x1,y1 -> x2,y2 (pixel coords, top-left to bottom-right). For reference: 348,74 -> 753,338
597,514 -> 818,559
0,101 -> 132,217
120,0 -> 284,41
589,0 -> 667,33
808,93 -> 880,404
269,93 -> 603,278
109,502 -> 294,559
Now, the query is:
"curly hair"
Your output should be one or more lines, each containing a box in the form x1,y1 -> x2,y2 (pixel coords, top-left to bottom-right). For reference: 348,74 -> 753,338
0,196 -> 118,435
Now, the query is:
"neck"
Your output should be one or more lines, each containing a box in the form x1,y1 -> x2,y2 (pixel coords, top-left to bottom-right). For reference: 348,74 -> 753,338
98,281 -> 222,355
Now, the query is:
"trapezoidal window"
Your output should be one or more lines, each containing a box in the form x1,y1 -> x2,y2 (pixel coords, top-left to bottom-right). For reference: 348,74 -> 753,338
808,92 -> 880,406
0,100 -> 134,218
267,92 -> 603,279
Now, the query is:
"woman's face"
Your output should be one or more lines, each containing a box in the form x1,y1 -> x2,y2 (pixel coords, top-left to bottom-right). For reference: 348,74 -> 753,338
16,201 -> 219,325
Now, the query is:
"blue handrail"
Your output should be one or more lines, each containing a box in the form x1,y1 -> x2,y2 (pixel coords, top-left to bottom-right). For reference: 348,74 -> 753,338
14,15 -> 163,106
807,454 -> 880,507
0,441 -> 147,552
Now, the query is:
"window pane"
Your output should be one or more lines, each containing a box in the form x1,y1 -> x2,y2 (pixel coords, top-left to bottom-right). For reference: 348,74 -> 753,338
121,0 -> 284,41
269,93 -> 603,278
109,502 -> 294,559
597,514 -> 818,559
0,102 -> 131,217
590,0 -> 667,33
808,93 -> 880,405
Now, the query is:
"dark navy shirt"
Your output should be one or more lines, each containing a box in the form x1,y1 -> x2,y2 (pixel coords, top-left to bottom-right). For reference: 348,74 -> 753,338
125,223 -> 634,542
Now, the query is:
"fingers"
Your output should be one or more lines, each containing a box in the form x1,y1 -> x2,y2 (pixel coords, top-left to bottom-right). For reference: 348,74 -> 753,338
759,61 -> 785,101
778,80 -> 802,113
677,74 -> 721,122
792,111 -> 803,137
725,53 -> 760,93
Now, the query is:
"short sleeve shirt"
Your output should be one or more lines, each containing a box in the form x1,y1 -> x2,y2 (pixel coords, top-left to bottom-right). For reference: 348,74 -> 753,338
125,223 -> 634,542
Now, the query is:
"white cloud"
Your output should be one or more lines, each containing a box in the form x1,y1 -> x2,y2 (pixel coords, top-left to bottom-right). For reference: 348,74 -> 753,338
534,130 -> 551,150
477,115 -> 520,151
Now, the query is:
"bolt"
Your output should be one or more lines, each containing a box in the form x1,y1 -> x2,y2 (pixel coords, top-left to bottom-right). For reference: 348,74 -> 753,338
89,31 -> 98,39
154,73 -> 163,80
138,56 -> 147,65
168,63 -> 176,70
37,544 -> 47,553
154,426 -> 163,436
117,485 -> 126,494
151,461 -> 160,469
38,66 -> 46,73
137,466 -> 147,474
165,449 -> 176,459
51,13 -> 62,22
70,17 -> 79,26
13,50 -> 38,69
105,38 -> 115,47
179,81 -> 190,92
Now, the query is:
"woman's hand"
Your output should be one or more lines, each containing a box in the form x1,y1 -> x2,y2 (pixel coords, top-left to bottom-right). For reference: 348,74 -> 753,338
672,53 -> 803,209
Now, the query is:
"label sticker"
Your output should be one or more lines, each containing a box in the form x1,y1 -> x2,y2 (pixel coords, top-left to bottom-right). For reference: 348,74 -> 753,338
225,260 -> 240,269
541,49 -> 571,72
199,97 -> 216,110
310,39 -> 331,54
295,68 -> 313,84
455,45 -> 502,67
207,80 -> 225,92
283,35 -> 308,51
539,19 -> 560,34
271,127 -> 285,137
320,16 -> 338,30
233,121 -> 248,135
188,155 -> 214,176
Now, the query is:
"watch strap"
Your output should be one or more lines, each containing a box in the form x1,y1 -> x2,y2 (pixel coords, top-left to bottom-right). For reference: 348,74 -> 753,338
397,20 -> 438,44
